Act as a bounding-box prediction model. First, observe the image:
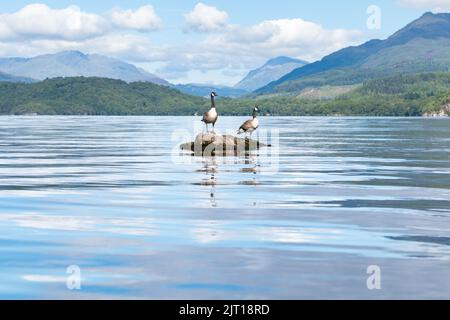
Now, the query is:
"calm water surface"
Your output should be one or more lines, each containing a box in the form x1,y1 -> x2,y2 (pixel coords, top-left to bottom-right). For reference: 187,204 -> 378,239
0,116 -> 449,299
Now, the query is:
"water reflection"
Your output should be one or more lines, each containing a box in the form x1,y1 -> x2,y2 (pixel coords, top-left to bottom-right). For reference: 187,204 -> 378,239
239,154 -> 260,188
0,116 -> 450,299
195,152 -> 262,208
387,236 -> 450,246
200,157 -> 218,207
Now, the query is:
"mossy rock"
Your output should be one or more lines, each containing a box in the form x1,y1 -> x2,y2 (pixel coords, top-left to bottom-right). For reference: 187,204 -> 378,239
180,133 -> 269,156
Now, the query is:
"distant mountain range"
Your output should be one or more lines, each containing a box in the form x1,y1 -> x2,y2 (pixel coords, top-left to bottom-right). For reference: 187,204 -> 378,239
0,71 -> 34,83
173,56 -> 308,97
0,50 -> 306,96
256,12 -> 450,94
174,83 -> 248,97
235,56 -> 308,91
0,51 -> 168,85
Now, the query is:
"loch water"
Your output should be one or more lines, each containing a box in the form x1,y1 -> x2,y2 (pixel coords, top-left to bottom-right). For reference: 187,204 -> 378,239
0,116 -> 449,299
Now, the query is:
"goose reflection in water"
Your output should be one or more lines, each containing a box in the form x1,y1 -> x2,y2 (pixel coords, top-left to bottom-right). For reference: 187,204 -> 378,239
198,156 -> 218,207
239,154 -> 261,207
194,151 -> 261,208
239,154 -> 260,188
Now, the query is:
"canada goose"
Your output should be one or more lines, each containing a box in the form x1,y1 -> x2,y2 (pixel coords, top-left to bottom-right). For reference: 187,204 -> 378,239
201,92 -> 218,132
237,106 -> 260,137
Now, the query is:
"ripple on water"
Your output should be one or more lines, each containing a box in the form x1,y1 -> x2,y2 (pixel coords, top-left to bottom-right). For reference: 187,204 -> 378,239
0,116 -> 449,299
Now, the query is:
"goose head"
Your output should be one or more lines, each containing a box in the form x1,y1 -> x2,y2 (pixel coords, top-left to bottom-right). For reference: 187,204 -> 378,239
253,106 -> 260,118
211,91 -> 218,98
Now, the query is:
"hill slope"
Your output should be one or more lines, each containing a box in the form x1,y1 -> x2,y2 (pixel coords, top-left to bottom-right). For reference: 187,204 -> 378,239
257,12 -> 450,94
235,56 -> 308,91
227,72 -> 450,116
0,51 -> 169,85
0,77 -> 205,115
0,73 -> 449,116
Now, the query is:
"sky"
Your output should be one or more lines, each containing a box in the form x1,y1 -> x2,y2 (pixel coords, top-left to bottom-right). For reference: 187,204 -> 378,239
0,0 -> 449,85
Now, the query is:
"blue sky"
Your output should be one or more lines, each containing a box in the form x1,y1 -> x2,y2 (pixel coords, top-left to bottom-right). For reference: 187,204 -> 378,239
0,1 -> 447,85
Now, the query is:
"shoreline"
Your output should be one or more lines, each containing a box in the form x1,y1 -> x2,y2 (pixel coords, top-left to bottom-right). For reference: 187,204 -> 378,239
1,114 -> 449,118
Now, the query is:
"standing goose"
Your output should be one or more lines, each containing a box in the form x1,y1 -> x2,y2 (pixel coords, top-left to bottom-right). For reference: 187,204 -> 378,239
202,91 -> 218,132
237,106 -> 260,137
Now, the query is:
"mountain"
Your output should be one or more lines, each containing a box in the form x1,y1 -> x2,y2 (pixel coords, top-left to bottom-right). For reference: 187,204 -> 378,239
0,71 -> 35,83
234,56 -> 308,91
0,51 -> 169,85
0,77 -> 204,115
175,83 -> 248,98
256,12 -> 450,94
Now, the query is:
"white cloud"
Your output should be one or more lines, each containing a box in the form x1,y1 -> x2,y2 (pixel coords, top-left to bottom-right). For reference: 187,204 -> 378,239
158,17 -> 363,83
0,4 -> 108,41
0,34 -> 164,63
221,19 -> 363,61
0,4 -> 163,42
110,5 -> 161,32
80,34 -> 166,62
0,4 -> 164,64
0,3 -> 365,85
184,2 -> 229,32
398,0 -> 450,12
161,3 -> 364,83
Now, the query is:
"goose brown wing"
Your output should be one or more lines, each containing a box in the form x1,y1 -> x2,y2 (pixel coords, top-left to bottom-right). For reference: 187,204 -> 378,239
239,119 -> 254,131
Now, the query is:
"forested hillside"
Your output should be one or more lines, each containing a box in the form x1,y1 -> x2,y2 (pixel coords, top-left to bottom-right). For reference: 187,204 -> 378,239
0,73 -> 449,116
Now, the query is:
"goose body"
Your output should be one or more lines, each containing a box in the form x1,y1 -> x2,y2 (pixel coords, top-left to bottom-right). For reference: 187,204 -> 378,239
238,106 -> 260,136
202,92 -> 218,131
202,107 -> 218,125
238,117 -> 259,133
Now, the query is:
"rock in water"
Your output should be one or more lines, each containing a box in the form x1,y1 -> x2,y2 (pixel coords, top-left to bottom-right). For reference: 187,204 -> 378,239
180,133 -> 268,156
